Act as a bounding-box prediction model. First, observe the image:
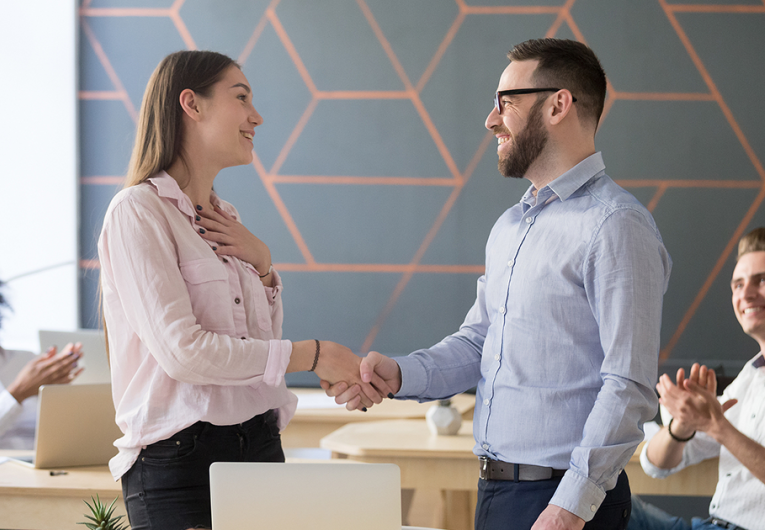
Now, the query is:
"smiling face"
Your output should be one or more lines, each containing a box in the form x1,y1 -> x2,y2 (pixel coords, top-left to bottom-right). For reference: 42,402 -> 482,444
731,250 -> 765,348
198,65 -> 263,169
485,60 -> 549,180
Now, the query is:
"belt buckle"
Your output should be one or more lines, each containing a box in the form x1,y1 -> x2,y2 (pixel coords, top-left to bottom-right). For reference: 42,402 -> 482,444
479,456 -> 490,480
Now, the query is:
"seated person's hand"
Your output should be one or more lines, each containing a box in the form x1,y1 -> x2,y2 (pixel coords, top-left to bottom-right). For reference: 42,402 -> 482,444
6,342 -> 84,403
658,363 -> 737,436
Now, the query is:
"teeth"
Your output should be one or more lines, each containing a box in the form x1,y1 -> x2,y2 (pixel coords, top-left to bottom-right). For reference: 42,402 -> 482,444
241,132 -> 253,140
497,136 -> 510,145
743,307 -> 763,314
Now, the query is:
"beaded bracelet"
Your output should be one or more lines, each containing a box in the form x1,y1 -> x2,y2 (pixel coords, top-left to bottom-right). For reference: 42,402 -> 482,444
309,339 -> 321,372
668,418 -> 696,442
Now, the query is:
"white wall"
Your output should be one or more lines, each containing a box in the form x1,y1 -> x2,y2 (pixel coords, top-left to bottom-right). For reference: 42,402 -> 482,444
0,2 -> 78,352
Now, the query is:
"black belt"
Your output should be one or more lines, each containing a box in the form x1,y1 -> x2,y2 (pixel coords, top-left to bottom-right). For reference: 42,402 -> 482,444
710,518 -> 746,530
479,456 -> 567,482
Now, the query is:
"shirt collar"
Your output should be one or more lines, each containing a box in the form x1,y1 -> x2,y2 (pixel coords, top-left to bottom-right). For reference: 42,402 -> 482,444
146,172 -> 226,220
753,353 -> 765,369
521,152 -> 606,205
548,152 -> 606,201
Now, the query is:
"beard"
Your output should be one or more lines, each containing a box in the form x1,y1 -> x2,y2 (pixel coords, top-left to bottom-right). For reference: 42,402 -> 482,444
497,99 -> 548,179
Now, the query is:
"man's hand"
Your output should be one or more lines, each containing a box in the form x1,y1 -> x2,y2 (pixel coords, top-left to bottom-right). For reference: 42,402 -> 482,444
309,343 -> 393,410
6,343 -> 84,403
530,505 -> 585,530
320,351 -> 402,411
196,205 -> 273,280
658,363 -> 737,437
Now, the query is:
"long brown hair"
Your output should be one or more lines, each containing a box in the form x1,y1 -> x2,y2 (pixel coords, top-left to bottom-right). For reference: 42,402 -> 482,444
124,50 -> 239,188
103,51 -> 238,357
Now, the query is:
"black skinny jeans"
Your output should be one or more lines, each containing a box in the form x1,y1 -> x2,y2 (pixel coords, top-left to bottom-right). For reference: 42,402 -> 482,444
121,410 -> 284,530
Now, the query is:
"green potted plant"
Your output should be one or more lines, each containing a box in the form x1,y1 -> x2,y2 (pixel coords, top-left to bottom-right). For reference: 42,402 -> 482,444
79,495 -> 129,530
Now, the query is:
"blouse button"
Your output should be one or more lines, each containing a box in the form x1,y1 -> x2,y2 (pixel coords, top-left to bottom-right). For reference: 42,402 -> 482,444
222,258 -> 228,263
234,297 -> 241,304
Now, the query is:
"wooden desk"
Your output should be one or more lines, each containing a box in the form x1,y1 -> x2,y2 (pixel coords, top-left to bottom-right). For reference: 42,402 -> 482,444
281,389 -> 475,448
0,453 -> 124,530
320,420 -> 720,530
0,453 -> 362,530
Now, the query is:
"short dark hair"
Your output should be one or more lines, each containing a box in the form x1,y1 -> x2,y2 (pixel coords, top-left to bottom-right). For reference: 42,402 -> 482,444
737,227 -> 765,261
508,38 -> 607,129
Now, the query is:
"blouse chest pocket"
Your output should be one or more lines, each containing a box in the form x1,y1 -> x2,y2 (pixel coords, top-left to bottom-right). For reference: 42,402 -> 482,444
179,258 -> 234,334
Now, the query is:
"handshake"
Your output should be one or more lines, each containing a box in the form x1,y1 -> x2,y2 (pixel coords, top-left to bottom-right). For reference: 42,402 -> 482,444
293,341 -> 402,411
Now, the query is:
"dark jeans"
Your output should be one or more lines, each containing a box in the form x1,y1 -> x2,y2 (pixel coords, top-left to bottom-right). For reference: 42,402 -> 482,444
121,410 -> 285,530
475,470 -> 631,530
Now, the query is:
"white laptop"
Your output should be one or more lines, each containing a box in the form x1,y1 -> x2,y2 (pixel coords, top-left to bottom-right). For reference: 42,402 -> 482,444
38,329 -> 111,385
210,462 -> 402,530
13,383 -> 122,469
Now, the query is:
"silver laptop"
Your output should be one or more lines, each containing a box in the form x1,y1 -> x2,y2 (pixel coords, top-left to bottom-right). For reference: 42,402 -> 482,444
210,462 -> 402,530
38,329 -> 111,385
14,383 -> 122,468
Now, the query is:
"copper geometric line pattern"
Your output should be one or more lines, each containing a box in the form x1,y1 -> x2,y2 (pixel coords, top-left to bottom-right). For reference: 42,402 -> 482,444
78,0 -> 765,357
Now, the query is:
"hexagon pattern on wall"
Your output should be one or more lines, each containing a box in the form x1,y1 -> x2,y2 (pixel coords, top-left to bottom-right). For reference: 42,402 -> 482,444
78,0 -> 765,367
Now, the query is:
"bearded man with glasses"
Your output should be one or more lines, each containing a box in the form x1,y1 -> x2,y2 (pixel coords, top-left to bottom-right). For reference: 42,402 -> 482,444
325,38 -> 672,530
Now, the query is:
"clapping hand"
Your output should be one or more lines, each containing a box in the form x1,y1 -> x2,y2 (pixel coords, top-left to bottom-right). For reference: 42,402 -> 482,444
657,363 -> 738,436
6,343 -> 84,403
196,205 -> 272,277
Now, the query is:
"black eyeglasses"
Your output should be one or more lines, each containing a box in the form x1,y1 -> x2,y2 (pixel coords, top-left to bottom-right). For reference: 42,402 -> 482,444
494,88 -> 577,114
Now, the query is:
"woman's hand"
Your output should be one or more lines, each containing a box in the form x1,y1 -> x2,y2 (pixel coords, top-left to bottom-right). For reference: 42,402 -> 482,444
312,342 -> 394,410
195,205 -> 272,277
7,343 -> 84,403
289,341 -> 393,410
321,351 -> 401,411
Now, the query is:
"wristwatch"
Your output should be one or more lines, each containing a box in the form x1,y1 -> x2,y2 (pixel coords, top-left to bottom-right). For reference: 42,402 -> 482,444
259,264 -> 273,278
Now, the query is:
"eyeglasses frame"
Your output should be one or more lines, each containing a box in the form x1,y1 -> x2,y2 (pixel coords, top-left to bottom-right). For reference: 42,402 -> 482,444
494,88 -> 577,114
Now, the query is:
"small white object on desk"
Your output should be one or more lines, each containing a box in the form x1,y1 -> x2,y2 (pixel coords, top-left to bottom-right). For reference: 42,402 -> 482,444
426,399 -> 462,435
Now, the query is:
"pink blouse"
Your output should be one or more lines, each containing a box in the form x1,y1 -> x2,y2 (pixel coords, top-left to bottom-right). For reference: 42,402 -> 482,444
98,172 -> 296,480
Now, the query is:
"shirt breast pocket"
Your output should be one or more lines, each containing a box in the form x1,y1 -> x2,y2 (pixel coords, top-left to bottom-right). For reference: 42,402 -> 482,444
179,258 -> 234,334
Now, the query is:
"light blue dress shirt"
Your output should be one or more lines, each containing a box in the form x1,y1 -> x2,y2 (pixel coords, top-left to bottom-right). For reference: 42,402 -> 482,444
396,152 -> 671,521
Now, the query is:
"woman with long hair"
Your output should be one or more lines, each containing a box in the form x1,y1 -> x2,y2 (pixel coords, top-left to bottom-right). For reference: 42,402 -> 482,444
98,51 -> 388,529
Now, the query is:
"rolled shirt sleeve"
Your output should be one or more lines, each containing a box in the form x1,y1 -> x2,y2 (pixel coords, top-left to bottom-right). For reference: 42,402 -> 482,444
101,194 -> 285,386
99,177 -> 298,480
